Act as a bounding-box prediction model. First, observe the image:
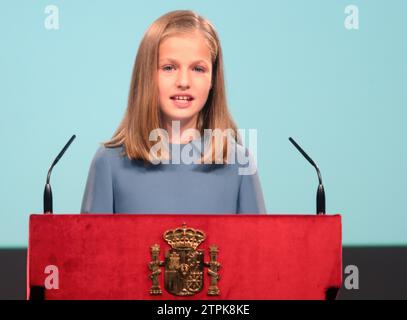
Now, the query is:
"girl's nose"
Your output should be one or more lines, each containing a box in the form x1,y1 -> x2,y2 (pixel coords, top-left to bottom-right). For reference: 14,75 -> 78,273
176,69 -> 190,88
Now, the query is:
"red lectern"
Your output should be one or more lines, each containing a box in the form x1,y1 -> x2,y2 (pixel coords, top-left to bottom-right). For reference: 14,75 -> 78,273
27,214 -> 342,300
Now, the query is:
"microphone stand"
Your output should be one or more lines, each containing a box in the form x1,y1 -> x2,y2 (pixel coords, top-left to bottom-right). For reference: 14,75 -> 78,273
44,135 -> 76,214
289,137 -> 326,215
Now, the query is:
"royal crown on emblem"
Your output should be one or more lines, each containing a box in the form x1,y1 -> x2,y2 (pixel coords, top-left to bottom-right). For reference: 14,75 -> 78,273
163,223 -> 206,250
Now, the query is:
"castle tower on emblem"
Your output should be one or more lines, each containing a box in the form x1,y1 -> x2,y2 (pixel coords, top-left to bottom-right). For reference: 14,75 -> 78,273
149,223 -> 221,296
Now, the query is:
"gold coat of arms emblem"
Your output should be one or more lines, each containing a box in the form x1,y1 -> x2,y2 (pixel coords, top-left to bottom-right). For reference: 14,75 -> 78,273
148,224 -> 220,296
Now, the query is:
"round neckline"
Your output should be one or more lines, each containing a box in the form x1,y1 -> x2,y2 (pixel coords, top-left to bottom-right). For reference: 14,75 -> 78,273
168,136 -> 202,146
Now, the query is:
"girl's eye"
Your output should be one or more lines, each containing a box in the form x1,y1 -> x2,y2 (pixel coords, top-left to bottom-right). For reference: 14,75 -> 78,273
193,66 -> 205,73
161,65 -> 205,72
162,65 -> 175,71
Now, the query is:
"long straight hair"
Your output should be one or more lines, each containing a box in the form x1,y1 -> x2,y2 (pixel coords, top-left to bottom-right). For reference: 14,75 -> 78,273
104,10 -> 240,164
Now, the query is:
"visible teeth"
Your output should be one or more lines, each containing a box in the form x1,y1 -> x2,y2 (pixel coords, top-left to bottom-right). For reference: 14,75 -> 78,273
173,96 -> 191,100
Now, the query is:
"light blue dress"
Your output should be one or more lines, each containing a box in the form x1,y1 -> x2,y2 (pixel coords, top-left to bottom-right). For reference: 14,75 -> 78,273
81,137 -> 266,214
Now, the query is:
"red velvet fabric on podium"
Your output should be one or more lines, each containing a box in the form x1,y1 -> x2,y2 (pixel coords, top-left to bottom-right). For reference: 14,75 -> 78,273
27,214 -> 342,300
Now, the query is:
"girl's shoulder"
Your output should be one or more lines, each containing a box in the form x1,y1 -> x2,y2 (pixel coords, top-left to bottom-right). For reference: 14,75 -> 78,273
228,140 -> 254,161
92,144 -> 126,165
228,141 -> 258,175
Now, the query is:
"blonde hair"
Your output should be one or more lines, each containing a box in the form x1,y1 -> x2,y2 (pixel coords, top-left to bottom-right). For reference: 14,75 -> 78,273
104,10 -> 240,164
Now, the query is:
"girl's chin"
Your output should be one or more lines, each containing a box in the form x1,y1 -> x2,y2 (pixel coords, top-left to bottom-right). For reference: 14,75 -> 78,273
160,111 -> 201,126
161,106 -> 202,121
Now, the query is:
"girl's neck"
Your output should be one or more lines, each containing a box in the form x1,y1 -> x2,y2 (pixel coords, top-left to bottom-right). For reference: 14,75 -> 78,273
163,116 -> 200,144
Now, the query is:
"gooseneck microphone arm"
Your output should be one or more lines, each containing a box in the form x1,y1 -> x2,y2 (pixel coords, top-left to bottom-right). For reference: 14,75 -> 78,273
44,135 -> 76,214
288,137 -> 326,215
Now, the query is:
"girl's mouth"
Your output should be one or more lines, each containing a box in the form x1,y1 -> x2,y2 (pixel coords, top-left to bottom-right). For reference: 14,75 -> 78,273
170,95 -> 194,108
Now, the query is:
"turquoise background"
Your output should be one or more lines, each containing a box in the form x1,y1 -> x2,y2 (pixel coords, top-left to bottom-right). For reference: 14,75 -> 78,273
0,0 -> 406,247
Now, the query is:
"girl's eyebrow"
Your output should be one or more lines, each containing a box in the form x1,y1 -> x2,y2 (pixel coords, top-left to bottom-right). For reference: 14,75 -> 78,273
159,58 -> 210,66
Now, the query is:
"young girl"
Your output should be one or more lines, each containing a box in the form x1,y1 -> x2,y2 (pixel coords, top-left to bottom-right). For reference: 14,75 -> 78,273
81,10 -> 266,214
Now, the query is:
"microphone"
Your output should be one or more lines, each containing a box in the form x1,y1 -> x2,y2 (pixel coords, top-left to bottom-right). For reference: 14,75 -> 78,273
44,135 -> 76,214
288,137 -> 325,215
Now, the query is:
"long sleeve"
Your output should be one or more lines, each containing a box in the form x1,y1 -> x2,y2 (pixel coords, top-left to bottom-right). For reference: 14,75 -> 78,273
81,146 -> 114,213
236,145 -> 267,214
237,169 -> 267,214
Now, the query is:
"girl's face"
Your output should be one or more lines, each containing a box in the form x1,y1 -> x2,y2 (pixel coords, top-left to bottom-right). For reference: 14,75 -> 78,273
158,31 -> 213,127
